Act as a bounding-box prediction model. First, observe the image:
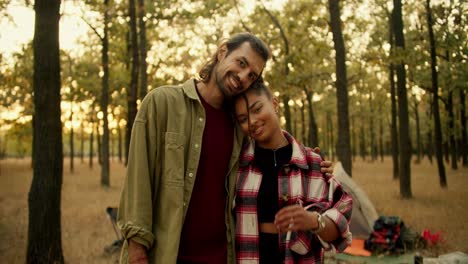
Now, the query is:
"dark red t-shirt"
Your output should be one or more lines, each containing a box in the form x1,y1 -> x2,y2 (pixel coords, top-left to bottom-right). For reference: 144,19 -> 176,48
177,89 -> 234,264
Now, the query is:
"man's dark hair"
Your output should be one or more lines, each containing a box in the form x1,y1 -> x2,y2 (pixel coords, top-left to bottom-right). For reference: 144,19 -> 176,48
198,32 -> 271,83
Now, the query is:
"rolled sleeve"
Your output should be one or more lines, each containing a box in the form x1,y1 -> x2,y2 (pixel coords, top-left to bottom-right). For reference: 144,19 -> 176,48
322,208 -> 353,252
118,221 -> 155,249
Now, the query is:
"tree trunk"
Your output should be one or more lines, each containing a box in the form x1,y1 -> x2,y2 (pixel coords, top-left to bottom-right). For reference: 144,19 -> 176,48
110,131 -> 114,160
393,0 -> 412,198
69,108 -> 74,173
126,0 -> 139,166
379,112 -> 384,162
300,100 -> 306,144
27,1 -> 64,263
369,91 -> 377,161
461,88 -> 467,166
426,130 -> 434,164
328,0 -> 352,176
80,122 -> 85,163
291,104 -> 296,136
443,141 -> 450,163
138,0 -> 148,99
118,122 -> 123,163
414,96 -> 422,164
283,95 -> 292,133
326,112 -> 335,162
89,119 -> 94,169
426,0 -> 447,187
100,0 -> 110,187
305,89 -> 318,148
360,124 -> 366,161
351,115 -> 357,161
97,121 -> 102,165
388,14 -> 399,179
446,90 -> 457,169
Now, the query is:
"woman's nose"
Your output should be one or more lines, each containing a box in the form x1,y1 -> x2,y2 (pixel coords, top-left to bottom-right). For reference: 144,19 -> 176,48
248,116 -> 257,127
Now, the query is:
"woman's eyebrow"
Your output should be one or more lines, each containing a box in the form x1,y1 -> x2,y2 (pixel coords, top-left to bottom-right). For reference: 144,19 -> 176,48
248,101 -> 260,110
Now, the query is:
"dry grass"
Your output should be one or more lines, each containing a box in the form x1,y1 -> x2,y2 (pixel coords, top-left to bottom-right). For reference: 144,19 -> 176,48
0,158 -> 123,264
350,157 -> 468,256
0,157 -> 466,263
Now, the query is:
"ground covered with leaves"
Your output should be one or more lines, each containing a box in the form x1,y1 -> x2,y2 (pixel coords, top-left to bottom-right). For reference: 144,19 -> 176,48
0,157 -> 466,263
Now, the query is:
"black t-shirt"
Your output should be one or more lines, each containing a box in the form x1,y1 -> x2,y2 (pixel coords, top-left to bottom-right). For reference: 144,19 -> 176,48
255,143 -> 292,223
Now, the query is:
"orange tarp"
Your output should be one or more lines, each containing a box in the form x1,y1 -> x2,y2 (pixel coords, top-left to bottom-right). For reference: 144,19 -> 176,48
343,239 -> 372,257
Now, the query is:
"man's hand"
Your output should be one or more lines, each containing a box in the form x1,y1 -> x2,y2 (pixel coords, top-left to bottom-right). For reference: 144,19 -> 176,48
313,147 -> 333,174
128,239 -> 149,264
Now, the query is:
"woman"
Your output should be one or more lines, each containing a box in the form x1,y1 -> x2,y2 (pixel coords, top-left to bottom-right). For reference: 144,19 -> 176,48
233,81 -> 353,264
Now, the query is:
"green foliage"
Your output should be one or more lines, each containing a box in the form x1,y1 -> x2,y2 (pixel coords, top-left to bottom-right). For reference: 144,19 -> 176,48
0,0 -> 466,157
3,120 -> 33,157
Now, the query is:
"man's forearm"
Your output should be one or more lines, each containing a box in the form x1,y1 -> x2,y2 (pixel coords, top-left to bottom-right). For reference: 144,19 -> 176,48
128,239 -> 149,264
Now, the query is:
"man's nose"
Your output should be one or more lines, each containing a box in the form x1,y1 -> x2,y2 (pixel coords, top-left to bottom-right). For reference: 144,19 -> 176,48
238,70 -> 250,86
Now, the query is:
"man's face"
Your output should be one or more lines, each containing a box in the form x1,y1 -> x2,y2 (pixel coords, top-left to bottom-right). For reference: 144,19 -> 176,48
214,42 -> 266,98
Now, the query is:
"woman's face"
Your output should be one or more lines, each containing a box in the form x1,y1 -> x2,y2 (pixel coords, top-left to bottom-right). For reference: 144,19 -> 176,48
234,90 -> 282,145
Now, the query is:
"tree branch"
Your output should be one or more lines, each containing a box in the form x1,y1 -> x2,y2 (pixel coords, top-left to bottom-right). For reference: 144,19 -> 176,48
79,8 -> 103,41
233,0 -> 253,32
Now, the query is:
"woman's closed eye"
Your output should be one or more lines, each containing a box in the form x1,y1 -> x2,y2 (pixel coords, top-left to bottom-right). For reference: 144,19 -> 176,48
252,106 -> 262,114
237,116 -> 248,124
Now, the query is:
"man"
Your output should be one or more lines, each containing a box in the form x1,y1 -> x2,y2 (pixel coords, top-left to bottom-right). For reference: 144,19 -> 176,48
117,32 -> 270,264
117,32 -> 332,264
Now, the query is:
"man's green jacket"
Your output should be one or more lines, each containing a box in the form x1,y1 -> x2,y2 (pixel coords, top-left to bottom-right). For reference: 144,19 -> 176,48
117,79 -> 243,263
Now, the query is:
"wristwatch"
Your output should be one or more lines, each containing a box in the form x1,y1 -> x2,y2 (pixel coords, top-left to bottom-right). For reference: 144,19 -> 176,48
311,212 -> 326,234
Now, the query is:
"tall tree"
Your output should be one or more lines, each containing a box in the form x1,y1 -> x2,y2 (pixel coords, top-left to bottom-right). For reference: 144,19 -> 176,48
425,0 -> 447,187
305,88 -> 319,148
126,0 -> 139,165
461,88 -> 467,166
300,100 -> 306,144
393,0 -> 412,198
411,93 -> 422,163
369,90 -> 377,161
100,0 -> 111,186
89,115 -> 95,169
446,89 -> 457,169
387,11 -> 399,179
439,1 -> 458,170
378,108 -> 384,161
27,0 -> 64,263
69,103 -> 75,173
328,0 -> 352,176
138,0 -> 147,99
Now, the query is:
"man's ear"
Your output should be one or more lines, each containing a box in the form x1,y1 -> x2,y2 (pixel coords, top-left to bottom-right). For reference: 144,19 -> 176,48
217,44 -> 228,61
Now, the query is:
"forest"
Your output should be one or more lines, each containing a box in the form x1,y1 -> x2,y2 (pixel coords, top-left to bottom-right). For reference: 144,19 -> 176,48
0,0 -> 466,262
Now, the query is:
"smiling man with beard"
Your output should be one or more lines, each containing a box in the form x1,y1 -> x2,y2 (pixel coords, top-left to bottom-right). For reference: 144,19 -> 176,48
117,32 -> 271,264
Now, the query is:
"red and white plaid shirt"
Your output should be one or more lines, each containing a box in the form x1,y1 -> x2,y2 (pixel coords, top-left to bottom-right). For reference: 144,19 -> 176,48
235,131 -> 353,264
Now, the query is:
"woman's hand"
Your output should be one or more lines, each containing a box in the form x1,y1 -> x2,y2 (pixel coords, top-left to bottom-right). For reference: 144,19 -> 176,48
274,205 -> 318,233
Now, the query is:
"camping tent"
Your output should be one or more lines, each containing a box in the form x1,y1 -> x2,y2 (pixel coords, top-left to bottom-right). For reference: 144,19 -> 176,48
333,162 -> 379,239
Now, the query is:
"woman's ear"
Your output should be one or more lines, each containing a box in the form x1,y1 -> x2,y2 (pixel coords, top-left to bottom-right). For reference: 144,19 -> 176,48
273,97 -> 279,113
217,44 -> 228,61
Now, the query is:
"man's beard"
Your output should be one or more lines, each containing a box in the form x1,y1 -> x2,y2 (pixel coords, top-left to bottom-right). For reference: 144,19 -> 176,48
215,70 -> 232,99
